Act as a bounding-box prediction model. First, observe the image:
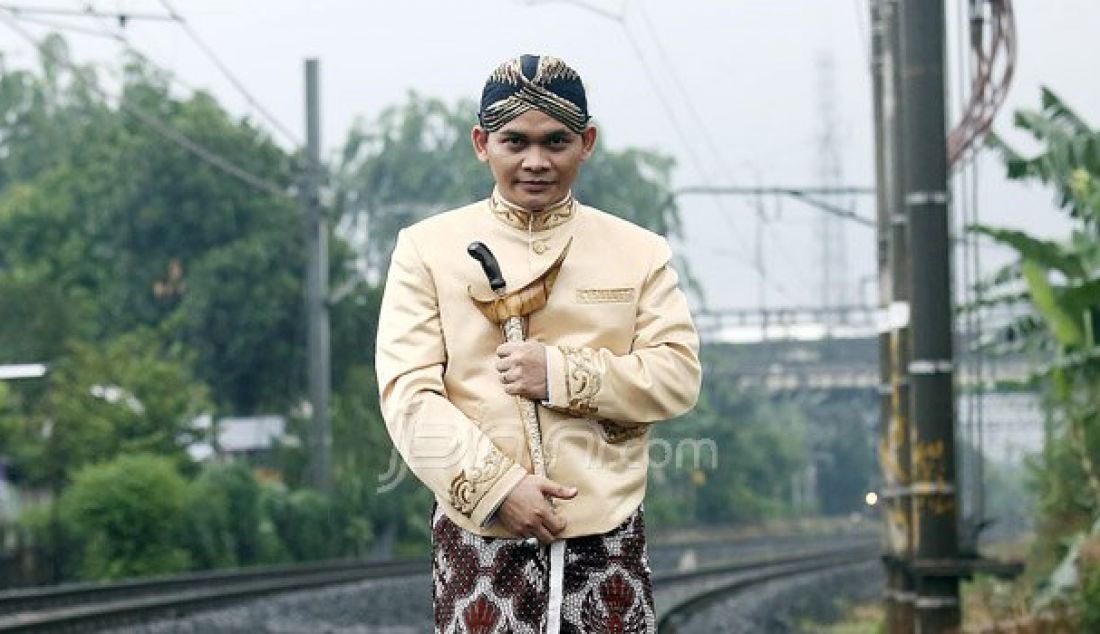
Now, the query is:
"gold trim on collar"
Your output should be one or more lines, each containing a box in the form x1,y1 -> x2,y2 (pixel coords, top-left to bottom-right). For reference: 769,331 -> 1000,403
490,188 -> 577,232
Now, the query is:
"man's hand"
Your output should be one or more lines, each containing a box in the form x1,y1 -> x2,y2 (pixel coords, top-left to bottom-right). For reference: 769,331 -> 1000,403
496,475 -> 577,544
495,341 -> 548,400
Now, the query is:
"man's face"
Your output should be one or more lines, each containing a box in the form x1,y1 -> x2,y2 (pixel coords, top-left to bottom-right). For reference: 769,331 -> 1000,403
472,110 -> 598,211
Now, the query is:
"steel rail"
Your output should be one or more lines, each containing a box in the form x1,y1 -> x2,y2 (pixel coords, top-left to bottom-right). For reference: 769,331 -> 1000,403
0,537 -> 878,632
656,545 -> 879,632
0,558 -> 427,632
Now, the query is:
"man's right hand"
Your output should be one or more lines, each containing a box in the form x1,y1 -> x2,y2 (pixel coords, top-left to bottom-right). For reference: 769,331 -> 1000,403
495,475 -> 577,545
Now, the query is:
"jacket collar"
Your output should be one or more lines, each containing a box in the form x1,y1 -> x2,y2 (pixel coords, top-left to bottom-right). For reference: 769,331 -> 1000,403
489,187 -> 577,232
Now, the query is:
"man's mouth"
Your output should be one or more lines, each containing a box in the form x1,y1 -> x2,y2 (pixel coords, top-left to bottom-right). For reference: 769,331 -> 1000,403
518,181 -> 553,191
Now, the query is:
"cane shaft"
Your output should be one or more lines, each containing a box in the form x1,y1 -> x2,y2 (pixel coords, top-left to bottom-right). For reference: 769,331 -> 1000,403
502,315 -> 548,478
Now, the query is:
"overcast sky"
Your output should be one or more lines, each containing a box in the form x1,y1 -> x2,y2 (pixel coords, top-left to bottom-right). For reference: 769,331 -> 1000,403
2,0 -> 1098,312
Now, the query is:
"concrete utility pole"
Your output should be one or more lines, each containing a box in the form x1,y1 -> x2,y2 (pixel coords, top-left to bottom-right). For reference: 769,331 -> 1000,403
304,59 -> 332,494
871,1 -> 915,630
897,0 -> 960,630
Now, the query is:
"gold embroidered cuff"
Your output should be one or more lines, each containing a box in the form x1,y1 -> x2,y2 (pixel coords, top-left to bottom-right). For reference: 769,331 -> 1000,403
469,463 -> 528,528
545,345 -> 568,409
557,345 -> 602,416
449,445 -> 520,521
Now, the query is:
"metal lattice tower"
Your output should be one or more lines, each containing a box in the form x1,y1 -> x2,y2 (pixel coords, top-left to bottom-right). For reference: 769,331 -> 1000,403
816,54 -> 852,328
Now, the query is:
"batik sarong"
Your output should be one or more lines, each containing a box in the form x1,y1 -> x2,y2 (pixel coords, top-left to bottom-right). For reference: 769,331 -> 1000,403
431,505 -> 656,633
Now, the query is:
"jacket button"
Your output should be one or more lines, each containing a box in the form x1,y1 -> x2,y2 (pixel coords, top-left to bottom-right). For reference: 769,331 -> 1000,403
532,240 -> 548,255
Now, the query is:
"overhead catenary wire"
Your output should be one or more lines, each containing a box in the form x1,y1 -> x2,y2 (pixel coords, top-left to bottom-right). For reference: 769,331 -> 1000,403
71,0 -> 208,97
4,11 -> 119,39
513,0 -> 758,263
633,0 -> 739,190
158,0 -> 303,148
0,3 -> 175,22
0,9 -> 293,200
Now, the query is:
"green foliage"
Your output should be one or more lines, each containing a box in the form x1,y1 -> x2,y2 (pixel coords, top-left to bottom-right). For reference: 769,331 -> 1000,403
261,485 -> 340,561
59,454 -> 191,580
988,88 -> 1100,224
976,88 -> 1100,616
22,331 -> 208,487
646,344 -> 836,527
0,43 -> 304,414
182,462 -> 263,569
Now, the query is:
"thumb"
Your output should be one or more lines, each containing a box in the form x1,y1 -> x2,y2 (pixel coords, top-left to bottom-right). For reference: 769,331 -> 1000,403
541,478 -> 578,500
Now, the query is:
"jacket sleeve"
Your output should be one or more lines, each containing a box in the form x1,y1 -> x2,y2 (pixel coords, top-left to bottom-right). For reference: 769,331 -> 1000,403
543,236 -> 701,425
376,229 -> 526,526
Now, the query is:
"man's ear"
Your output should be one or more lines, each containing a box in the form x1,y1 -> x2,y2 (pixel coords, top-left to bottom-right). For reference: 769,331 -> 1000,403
580,125 -> 598,161
471,126 -> 490,163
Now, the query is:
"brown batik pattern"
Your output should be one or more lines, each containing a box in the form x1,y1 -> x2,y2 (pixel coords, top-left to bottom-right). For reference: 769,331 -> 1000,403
432,506 -> 655,634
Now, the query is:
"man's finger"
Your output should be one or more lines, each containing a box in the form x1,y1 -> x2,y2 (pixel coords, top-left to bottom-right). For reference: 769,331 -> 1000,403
494,359 -> 509,372
546,512 -> 567,535
533,525 -> 556,546
541,481 -> 578,500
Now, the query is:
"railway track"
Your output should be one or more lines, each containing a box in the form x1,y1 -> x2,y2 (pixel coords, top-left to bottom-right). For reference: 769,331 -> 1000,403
0,558 -> 428,632
655,543 -> 878,632
0,536 -> 877,632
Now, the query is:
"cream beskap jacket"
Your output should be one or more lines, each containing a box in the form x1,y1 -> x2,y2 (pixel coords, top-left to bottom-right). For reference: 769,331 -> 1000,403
375,193 -> 701,538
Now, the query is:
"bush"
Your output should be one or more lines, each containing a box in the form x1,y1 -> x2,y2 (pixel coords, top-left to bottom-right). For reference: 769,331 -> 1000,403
181,462 -> 263,570
261,484 -> 338,561
59,454 -> 190,580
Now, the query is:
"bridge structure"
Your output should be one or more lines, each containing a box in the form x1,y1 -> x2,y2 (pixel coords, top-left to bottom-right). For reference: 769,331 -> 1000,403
694,304 -> 1033,394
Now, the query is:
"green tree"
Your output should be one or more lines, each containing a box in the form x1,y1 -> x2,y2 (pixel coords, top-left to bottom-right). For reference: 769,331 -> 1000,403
59,454 -> 191,580
25,330 -> 210,487
646,344 -> 811,527
0,41 -> 304,415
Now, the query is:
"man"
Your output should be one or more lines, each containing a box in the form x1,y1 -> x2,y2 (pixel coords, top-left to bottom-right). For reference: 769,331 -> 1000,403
376,54 -> 701,633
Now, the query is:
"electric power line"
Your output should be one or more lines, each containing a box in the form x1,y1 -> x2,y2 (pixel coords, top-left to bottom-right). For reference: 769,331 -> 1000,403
512,0 -> 757,263
0,3 -> 174,22
0,10 -> 293,200
158,0 -> 303,148
71,0 -> 207,97
5,10 -> 118,38
633,0 -> 740,188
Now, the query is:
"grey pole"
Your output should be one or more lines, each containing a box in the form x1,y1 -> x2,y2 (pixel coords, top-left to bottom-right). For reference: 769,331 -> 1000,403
898,1 -> 960,630
872,2 -> 916,631
304,59 -> 332,494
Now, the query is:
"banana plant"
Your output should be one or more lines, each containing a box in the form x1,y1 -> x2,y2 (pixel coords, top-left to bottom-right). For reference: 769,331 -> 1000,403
971,89 -> 1100,516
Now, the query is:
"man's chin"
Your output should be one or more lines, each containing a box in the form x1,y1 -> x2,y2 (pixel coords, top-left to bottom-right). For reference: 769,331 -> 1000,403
509,191 -> 554,211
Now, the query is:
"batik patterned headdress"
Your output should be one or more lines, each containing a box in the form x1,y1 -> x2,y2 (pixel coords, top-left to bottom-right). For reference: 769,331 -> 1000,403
478,54 -> 590,134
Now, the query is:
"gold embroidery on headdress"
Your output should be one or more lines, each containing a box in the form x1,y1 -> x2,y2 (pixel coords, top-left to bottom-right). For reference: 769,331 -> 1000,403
481,56 -> 589,133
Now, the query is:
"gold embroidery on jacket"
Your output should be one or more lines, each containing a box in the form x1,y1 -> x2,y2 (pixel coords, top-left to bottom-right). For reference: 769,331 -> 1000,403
449,446 -> 511,517
490,190 -> 576,232
576,288 -> 635,304
561,346 -> 601,415
600,420 -> 648,444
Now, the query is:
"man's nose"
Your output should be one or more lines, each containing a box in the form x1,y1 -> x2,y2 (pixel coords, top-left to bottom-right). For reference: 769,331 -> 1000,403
521,147 -> 550,171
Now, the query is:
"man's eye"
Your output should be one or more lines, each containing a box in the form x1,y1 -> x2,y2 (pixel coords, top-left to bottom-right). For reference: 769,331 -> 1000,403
504,137 -> 524,145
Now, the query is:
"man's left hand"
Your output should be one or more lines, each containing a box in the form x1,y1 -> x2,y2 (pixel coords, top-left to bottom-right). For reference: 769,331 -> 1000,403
495,341 -> 548,400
